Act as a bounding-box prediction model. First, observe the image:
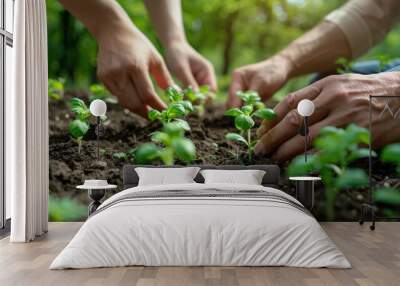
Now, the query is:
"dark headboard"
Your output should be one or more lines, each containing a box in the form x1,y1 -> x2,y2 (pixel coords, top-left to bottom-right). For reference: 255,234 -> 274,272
123,165 -> 280,189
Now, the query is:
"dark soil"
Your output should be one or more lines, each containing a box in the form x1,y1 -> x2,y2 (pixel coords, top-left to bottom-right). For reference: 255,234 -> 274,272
49,92 -> 399,221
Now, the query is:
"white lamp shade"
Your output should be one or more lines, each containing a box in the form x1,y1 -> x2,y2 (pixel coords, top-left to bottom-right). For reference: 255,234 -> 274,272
90,99 -> 107,117
297,99 -> 315,117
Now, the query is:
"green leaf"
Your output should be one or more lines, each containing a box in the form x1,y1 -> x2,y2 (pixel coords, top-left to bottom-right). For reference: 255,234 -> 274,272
70,98 -> 90,121
381,144 -> 400,164
255,102 -> 265,110
159,148 -> 174,166
287,155 -> 317,176
166,86 -> 183,102
148,109 -> 161,121
336,169 -> 368,189
345,124 -> 370,145
181,100 -> 194,112
150,131 -> 170,145
134,143 -> 160,164
319,126 -> 341,137
375,188 -> 400,206
167,103 -> 186,119
113,152 -> 127,160
224,108 -> 243,117
163,122 -> 185,137
48,78 -> 64,101
225,133 -> 248,145
68,120 -> 89,139
347,148 -> 376,164
234,114 -> 254,131
172,138 -> 196,163
173,119 -> 191,131
199,85 -> 210,94
183,86 -> 197,102
253,108 -> 276,120
241,105 -> 253,115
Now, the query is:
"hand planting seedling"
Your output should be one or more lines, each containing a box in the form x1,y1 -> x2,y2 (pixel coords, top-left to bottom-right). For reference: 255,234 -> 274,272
374,143 -> 400,206
224,91 -> 276,160
148,86 -> 194,124
135,120 -> 196,166
68,98 -> 91,154
48,78 -> 65,101
288,124 -> 374,220
89,83 -> 118,104
183,85 -> 214,116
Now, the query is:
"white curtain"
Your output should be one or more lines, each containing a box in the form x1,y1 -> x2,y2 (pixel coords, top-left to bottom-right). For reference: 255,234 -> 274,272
7,0 -> 48,242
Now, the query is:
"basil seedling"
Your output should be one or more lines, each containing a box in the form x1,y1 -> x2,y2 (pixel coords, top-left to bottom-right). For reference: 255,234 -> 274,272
224,91 -> 276,160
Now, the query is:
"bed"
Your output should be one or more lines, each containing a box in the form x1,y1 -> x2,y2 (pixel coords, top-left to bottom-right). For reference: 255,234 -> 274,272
50,165 -> 350,269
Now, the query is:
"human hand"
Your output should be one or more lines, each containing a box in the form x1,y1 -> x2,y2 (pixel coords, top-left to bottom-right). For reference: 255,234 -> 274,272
254,72 -> 400,161
227,55 -> 293,107
96,25 -> 174,118
164,41 -> 217,91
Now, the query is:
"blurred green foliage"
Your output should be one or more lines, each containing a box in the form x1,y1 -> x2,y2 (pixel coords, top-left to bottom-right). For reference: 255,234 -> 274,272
47,0 -> 399,97
49,196 -> 87,221
287,124 -> 373,220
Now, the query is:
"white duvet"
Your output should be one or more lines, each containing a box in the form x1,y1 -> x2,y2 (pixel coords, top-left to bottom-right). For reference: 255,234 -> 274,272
50,183 -> 350,269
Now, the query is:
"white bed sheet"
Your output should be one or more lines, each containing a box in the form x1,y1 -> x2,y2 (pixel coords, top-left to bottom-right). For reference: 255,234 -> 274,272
50,183 -> 350,269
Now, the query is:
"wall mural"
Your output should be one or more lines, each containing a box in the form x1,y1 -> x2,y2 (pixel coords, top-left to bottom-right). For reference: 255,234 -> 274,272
47,0 -> 400,222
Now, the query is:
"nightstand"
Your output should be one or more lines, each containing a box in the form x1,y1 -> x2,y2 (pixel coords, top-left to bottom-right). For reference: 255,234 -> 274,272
77,180 -> 117,215
289,176 -> 321,210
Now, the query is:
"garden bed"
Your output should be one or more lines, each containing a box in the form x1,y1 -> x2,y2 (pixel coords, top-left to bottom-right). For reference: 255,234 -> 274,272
49,91 -> 398,221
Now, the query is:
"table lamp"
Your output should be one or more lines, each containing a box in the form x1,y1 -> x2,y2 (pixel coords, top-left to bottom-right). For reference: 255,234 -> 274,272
297,99 -> 315,162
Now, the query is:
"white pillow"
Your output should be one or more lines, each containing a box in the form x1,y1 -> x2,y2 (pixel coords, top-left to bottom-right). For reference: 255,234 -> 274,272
135,167 -> 200,186
200,169 -> 266,185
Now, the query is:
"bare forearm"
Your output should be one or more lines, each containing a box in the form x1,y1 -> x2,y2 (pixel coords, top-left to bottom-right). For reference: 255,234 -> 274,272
144,0 -> 186,47
278,21 -> 351,78
58,0 -> 137,43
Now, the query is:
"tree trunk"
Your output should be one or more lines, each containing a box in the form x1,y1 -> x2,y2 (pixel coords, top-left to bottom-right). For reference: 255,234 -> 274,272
222,12 -> 238,75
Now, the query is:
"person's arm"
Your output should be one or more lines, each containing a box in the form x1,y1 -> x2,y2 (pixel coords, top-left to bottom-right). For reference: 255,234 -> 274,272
144,0 -> 217,91
59,0 -> 174,118
325,0 -> 400,58
228,0 -> 400,107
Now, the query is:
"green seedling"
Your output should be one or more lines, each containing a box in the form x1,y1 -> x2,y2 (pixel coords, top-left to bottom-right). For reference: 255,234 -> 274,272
113,148 -> 136,162
135,120 -> 196,166
48,78 -> 65,101
224,91 -> 276,161
89,83 -> 118,104
148,86 -> 194,124
336,57 -> 353,74
68,98 -> 91,154
183,85 -> 214,116
288,124 -> 375,220
374,143 -> 400,206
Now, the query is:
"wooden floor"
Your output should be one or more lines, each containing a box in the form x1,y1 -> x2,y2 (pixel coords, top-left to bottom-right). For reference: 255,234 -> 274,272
0,222 -> 399,286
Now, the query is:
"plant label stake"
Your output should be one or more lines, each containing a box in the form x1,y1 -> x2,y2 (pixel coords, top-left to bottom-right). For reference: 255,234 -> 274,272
90,99 -> 107,161
297,99 -> 315,163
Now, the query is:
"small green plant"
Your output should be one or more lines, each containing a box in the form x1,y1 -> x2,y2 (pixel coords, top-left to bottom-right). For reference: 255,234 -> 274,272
148,86 -> 194,124
135,120 -> 196,165
89,83 -> 118,104
377,54 -> 391,72
336,57 -> 353,74
287,124 -> 374,220
374,143 -> 400,205
113,148 -> 136,162
224,91 -> 276,160
49,196 -> 87,222
48,78 -> 65,101
183,85 -> 214,116
68,98 -> 91,154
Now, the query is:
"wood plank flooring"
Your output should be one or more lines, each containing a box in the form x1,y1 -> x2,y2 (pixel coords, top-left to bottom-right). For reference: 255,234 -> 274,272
0,222 -> 399,286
